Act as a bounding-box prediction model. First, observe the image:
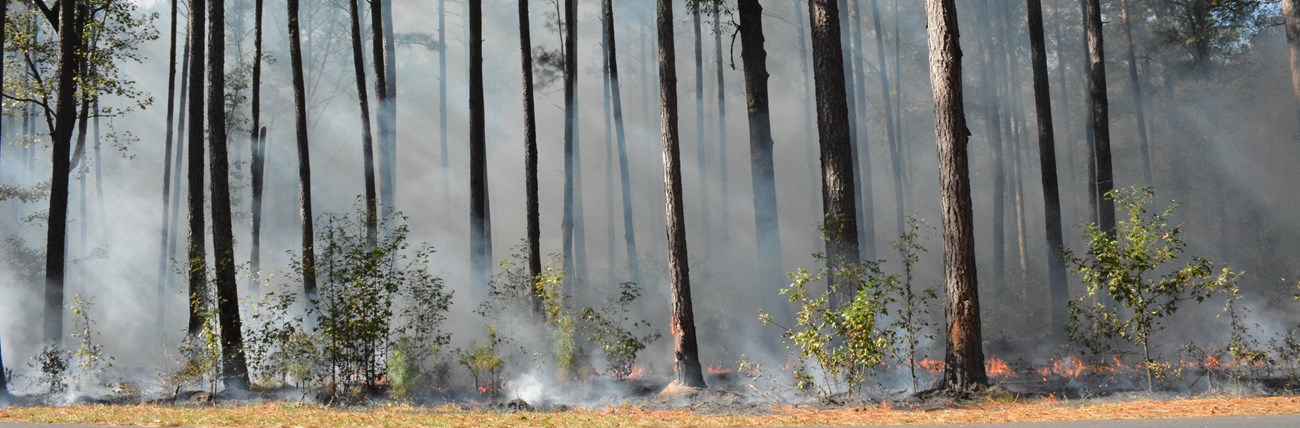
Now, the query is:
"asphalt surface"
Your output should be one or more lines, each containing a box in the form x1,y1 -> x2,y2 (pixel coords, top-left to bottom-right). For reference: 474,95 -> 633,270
2,415 -> 1299,427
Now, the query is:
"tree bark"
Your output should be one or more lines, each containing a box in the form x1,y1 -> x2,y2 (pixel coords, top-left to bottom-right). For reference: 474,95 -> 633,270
809,0 -> 861,309
603,0 -> 641,286
1082,0 -> 1115,234
1025,0 -> 1070,336
158,0 -> 181,326
44,0 -> 87,345
737,0 -> 783,298
348,0 -> 379,248
207,0 -> 251,390
250,0 -> 267,291
288,0 -> 318,301
1118,0 -> 1151,186
372,0 -> 395,220
469,0 -> 490,290
658,0 -> 706,390
925,0 -> 988,392
836,0 -> 871,262
184,0 -> 208,339
519,0 -> 543,313
1286,0 -> 1300,114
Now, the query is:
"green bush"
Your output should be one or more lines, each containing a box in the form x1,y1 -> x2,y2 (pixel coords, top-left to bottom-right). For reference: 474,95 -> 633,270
581,282 -> 660,380
1066,187 -> 1238,391
761,255 -> 896,400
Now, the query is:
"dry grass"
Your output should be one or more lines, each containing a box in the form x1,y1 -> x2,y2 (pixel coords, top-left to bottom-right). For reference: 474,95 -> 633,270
0,396 -> 1297,427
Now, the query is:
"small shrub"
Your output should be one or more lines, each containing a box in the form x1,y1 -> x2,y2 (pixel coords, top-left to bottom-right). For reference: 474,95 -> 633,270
30,345 -> 68,394
761,255 -> 896,400
1066,187 -> 1238,391
459,326 -> 505,397
887,216 -> 939,393
581,282 -> 661,380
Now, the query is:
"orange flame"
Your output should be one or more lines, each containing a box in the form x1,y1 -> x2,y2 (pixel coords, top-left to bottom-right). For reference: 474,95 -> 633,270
918,359 -> 945,374
1205,355 -> 1222,368
707,364 -> 735,375
985,358 -> 1017,378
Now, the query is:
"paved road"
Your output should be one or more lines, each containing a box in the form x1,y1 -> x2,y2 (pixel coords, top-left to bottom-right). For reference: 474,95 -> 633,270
4,415 -> 1300,427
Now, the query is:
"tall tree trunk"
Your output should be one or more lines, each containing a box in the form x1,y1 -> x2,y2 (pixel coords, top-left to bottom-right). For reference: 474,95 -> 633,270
158,0 -> 181,327
692,9 -> 712,257
250,0 -> 266,291
869,0 -> 905,237
836,0 -> 870,262
1119,0 -> 1152,186
1286,0 -> 1300,114
976,3 -> 1006,288
1051,1 -> 1078,221
809,0 -> 861,309
183,0 -> 208,339
469,0 -> 490,290
44,0 -> 86,345
207,0 -> 251,390
794,0 -> 820,211
438,0 -> 449,198
372,0 -> 395,220
348,0 -> 379,247
713,6 -> 729,236
562,0 -> 587,291
168,22 -> 192,310
736,0 -> 783,300
519,0 -> 543,313
1026,0 -> 1070,336
288,0 -> 318,300
603,0 -> 641,285
0,334 -> 7,397
925,0 -> 987,392
657,0 -> 706,390
1081,0 -> 1115,233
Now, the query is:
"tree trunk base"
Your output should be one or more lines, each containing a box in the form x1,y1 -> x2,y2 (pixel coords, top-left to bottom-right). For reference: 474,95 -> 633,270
658,381 -> 705,398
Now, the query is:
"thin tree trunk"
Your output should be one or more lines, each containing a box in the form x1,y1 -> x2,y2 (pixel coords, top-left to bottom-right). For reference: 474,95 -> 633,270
562,0 -> 587,291
0,334 -> 7,397
288,0 -> 318,301
737,0 -> 783,300
167,21 -> 192,308
378,0 -> 397,220
157,0 -> 181,328
519,0 -> 543,313
183,0 -> 208,339
658,0 -> 706,390
44,0 -> 86,345
810,0 -> 861,309
713,6 -> 729,236
603,21 -> 616,285
976,3 -> 1006,288
1286,0 -> 1300,114
469,0 -> 490,290
692,9 -> 712,257
348,0 -> 379,247
250,0 -> 266,291
925,0 -> 987,392
603,0 -> 641,285
836,0 -> 869,263
794,0 -> 820,212
371,0 -> 395,220
438,0 -> 449,198
1120,0 -> 1152,186
869,0 -> 905,237
1082,0 -> 1115,233
997,3 -> 1028,278
1026,0 -> 1069,336
1051,1 -> 1078,221
207,0 -> 251,390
